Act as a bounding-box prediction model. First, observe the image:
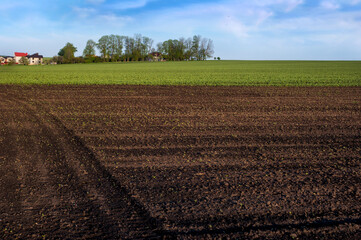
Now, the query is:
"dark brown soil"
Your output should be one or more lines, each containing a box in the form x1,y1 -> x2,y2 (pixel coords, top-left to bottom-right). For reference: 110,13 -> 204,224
0,85 -> 360,239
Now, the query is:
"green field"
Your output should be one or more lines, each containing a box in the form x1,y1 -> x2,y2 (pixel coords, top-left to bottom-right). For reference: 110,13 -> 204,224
1,61 -> 360,86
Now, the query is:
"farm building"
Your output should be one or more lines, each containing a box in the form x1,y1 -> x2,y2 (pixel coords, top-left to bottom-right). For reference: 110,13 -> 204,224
0,52 -> 44,65
27,53 -> 44,65
0,56 -> 14,65
14,52 -> 28,64
148,52 -> 164,62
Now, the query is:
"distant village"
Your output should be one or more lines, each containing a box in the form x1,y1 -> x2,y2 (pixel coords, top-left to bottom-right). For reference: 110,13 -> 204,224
0,52 -> 44,65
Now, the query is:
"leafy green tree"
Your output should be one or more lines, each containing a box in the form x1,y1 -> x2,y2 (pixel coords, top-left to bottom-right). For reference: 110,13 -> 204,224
113,35 -> 125,62
124,36 -> 133,62
108,35 -> 125,62
51,56 -> 63,64
157,37 -> 198,61
156,42 -> 163,54
83,39 -> 96,57
160,39 -> 173,60
58,48 -> 65,57
184,38 -> 193,60
58,42 -> 77,63
192,35 -> 201,60
141,36 -> 153,61
94,34 -> 153,62
19,56 -> 29,65
97,35 -> 111,61
108,34 -> 117,61
133,34 -> 142,61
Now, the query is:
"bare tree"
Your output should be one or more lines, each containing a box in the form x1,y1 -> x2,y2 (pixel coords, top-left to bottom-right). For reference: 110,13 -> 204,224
205,39 -> 215,60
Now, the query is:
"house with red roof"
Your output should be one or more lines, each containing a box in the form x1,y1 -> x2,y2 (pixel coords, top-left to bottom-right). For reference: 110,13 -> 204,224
0,52 -> 44,65
14,52 -> 28,64
148,52 -> 164,62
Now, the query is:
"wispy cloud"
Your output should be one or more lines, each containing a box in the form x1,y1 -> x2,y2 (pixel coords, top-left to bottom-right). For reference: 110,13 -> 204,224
220,16 -> 249,38
341,0 -> 361,5
72,6 -> 133,27
109,0 -> 155,10
97,14 -> 133,24
253,0 -> 304,12
73,7 -> 97,18
320,1 -> 341,10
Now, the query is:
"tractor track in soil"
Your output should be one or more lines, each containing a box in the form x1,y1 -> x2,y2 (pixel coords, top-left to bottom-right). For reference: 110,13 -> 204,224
0,92 -> 165,239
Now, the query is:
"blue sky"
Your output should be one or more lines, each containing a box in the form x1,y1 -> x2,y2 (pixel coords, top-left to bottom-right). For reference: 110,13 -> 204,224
1,0 -> 360,59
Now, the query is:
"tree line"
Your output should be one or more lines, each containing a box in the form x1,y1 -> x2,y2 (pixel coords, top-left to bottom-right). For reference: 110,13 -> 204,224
157,35 -> 214,61
52,34 -> 215,64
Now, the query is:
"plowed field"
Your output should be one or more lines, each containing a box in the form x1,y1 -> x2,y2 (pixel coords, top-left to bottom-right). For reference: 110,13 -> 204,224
1,85 -> 360,239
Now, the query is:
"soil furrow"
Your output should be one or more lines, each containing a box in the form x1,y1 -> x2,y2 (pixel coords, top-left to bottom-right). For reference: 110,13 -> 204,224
1,85 -> 360,239
0,93 -> 164,239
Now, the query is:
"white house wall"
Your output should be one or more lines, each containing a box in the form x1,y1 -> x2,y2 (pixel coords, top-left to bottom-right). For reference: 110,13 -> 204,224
14,56 -> 22,64
28,58 -> 43,65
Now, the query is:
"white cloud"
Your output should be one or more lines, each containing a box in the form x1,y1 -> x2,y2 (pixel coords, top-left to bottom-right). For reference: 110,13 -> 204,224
320,1 -> 340,9
220,16 -> 249,38
109,0 -> 153,10
71,6 -> 133,27
340,0 -> 361,5
254,0 -> 304,12
98,14 -> 133,23
284,0 -> 304,12
141,1 -> 276,39
350,0 -> 361,4
73,7 -> 96,18
255,10 -> 274,25
320,0 -> 361,7
265,10 -> 361,32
